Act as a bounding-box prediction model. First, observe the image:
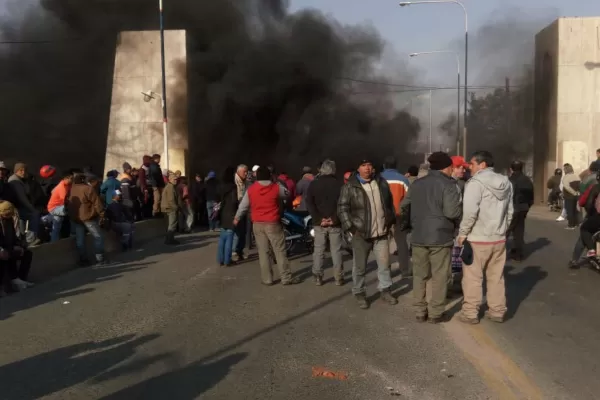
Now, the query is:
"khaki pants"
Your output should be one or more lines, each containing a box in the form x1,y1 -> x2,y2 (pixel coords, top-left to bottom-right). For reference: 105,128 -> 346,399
153,187 -> 163,215
412,245 -> 451,318
461,242 -> 507,319
253,222 -> 292,284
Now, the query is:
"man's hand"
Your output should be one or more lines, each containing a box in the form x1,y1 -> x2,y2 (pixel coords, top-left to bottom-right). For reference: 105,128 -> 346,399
0,249 -> 10,260
233,218 -> 239,226
13,246 -> 24,257
457,236 -> 467,247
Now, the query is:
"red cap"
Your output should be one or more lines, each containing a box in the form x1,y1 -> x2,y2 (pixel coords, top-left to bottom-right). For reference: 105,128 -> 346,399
451,156 -> 468,168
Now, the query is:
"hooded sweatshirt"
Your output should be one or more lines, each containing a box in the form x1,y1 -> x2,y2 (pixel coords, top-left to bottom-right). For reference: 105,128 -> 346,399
235,180 -> 287,223
459,168 -> 514,243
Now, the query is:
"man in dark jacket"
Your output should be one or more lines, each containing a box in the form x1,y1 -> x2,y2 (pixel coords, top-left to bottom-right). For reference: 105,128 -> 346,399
8,163 -> 41,246
149,154 -> 165,216
400,152 -> 462,323
306,160 -> 344,286
338,158 -> 397,309
507,161 -> 534,261
0,199 -> 34,293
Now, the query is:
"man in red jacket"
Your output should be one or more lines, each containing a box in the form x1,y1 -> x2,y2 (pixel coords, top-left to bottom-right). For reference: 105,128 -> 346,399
234,167 -> 301,286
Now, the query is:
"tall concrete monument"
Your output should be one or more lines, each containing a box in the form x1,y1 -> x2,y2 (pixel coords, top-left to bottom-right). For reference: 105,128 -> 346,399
105,30 -> 188,177
533,17 -> 600,200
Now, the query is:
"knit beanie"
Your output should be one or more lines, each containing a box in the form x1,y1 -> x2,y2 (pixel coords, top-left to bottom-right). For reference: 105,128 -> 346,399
427,152 -> 453,171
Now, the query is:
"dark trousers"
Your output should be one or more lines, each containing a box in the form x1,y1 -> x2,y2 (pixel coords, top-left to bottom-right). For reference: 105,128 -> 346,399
508,210 -> 528,256
564,197 -> 579,227
0,249 -> 33,286
394,222 -> 410,274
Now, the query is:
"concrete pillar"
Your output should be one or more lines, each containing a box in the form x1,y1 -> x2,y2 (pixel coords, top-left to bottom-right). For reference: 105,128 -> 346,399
105,30 -> 188,177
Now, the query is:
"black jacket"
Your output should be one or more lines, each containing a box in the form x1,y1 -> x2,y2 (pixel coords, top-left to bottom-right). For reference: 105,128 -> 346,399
217,182 -> 238,230
120,177 -> 142,209
400,170 -> 462,247
509,172 -> 534,212
306,174 -> 343,226
148,162 -> 165,188
205,178 -> 219,202
0,180 -> 17,205
7,175 -> 36,213
337,174 -> 395,237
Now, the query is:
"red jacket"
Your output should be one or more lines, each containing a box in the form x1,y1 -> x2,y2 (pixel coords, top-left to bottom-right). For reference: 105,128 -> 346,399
248,182 -> 281,223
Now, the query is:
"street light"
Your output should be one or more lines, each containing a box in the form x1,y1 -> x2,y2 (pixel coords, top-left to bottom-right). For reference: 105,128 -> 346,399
409,51 -> 461,154
158,0 -> 169,169
399,0 -> 468,156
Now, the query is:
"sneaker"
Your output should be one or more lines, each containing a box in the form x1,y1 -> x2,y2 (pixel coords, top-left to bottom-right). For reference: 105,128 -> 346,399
335,277 -> 344,286
282,276 -> 302,285
231,253 -> 240,262
458,312 -> 479,325
566,226 -> 576,230
314,275 -> 323,286
587,250 -> 597,258
380,290 -> 398,305
355,294 -> 369,309
556,216 -> 565,222
484,311 -> 504,323
11,278 -> 29,291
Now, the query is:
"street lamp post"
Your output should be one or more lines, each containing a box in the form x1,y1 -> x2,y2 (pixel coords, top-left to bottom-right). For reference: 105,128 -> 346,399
399,0 -> 468,156
409,51 -> 461,155
159,0 -> 169,169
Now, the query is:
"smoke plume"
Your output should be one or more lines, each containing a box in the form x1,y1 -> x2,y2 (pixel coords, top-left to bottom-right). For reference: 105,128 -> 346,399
0,0 -> 422,175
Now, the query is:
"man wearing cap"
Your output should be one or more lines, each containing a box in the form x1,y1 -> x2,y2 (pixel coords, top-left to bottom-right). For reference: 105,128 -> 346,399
380,156 -> 411,276
451,156 -> 469,195
400,152 -> 462,323
8,163 -> 41,246
338,159 -> 397,309
234,167 -> 300,286
458,151 -> 513,324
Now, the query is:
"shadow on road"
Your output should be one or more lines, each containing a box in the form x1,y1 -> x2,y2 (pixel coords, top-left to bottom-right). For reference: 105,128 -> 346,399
0,333 -> 167,400
523,237 -> 552,259
504,265 -> 548,321
98,353 -> 248,400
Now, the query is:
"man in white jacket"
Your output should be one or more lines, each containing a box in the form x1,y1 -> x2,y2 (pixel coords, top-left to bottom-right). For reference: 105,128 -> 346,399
458,151 -> 514,324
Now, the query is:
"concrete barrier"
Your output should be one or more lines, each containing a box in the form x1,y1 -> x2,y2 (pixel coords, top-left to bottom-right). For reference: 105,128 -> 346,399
29,218 -> 166,282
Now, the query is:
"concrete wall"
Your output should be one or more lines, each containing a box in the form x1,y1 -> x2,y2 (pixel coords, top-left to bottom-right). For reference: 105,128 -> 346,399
105,30 -> 188,177
534,17 -> 600,201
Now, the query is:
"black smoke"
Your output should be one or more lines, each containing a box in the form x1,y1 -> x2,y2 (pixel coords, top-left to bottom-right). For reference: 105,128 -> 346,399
0,0 -> 422,176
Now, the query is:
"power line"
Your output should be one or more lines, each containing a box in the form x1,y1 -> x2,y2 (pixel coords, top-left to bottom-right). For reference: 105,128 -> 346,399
337,77 -> 523,91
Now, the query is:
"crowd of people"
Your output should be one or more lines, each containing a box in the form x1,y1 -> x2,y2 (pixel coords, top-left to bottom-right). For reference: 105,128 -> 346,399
206,151 -> 544,324
0,153 -> 218,297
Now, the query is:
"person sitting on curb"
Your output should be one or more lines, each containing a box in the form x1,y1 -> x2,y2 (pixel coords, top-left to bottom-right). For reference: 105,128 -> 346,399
0,200 -> 34,295
105,190 -> 135,251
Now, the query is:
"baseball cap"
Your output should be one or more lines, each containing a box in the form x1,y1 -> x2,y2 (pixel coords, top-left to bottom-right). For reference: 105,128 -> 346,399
252,165 -> 260,172
451,156 -> 469,168
0,161 -> 6,170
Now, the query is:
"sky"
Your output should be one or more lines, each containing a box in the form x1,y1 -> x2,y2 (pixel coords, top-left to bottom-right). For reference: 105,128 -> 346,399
289,0 -> 600,146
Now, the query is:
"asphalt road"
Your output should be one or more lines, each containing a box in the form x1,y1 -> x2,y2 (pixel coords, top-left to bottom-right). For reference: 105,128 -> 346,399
0,207 -> 597,400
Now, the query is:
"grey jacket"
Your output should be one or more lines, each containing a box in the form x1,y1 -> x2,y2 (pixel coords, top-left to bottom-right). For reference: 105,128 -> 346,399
400,170 -> 462,247
459,168 -> 514,243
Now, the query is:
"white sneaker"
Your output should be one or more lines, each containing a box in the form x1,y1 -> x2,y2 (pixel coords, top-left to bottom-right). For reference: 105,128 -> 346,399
556,216 -> 565,222
11,278 -> 28,291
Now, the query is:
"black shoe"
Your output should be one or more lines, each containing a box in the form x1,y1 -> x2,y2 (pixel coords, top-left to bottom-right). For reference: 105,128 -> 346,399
380,290 -> 398,305
314,275 -> 323,286
77,258 -> 91,268
282,276 -> 302,285
355,294 -> 369,309
428,314 -> 448,324
416,315 -> 428,323
335,277 -> 344,286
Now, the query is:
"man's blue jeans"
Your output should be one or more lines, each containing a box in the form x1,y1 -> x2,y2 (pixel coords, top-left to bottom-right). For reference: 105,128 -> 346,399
206,201 -> 219,231
50,206 -> 67,242
217,229 -> 235,265
74,220 -> 105,261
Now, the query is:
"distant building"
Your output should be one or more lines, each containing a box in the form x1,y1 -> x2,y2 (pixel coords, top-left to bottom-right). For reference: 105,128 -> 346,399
533,17 -> 600,203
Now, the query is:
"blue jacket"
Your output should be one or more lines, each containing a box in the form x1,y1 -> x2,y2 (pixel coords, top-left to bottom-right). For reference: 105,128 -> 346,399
100,177 -> 121,205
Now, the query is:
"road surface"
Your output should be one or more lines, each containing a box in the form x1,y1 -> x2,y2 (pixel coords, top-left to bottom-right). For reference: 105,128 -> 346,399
0,207 -> 597,400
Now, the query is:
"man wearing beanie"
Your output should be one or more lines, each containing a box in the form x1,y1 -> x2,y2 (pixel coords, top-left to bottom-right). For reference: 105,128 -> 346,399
338,159 -> 396,309
234,167 -> 300,286
400,151 -> 462,323
458,151 -> 513,324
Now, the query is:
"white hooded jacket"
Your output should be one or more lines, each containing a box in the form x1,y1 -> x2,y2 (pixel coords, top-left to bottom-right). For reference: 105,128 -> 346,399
459,168 -> 514,243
